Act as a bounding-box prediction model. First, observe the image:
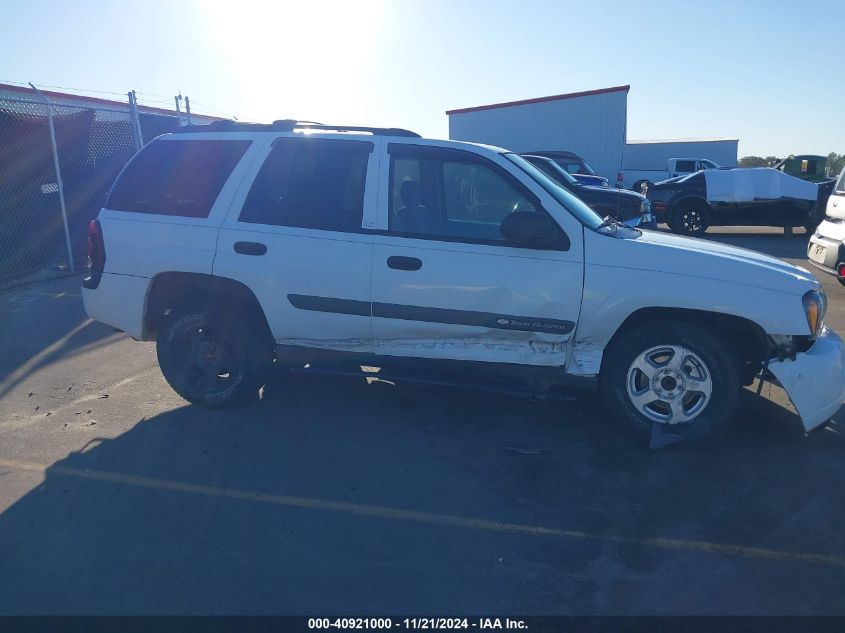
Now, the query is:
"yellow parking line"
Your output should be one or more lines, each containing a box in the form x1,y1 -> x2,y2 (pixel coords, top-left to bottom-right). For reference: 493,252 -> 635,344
1,456 -> 843,569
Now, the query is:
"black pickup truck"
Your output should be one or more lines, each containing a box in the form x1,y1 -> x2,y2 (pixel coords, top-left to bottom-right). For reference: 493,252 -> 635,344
646,168 -> 835,235
521,154 -> 655,229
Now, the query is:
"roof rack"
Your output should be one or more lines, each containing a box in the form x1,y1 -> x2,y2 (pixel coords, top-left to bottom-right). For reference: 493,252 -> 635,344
172,119 -> 420,138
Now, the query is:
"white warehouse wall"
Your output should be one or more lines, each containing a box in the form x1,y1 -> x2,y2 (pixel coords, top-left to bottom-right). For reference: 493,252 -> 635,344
447,87 -> 629,182
623,139 -> 739,170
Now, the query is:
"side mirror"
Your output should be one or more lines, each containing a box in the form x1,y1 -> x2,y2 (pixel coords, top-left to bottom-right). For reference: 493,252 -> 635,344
501,211 -> 567,249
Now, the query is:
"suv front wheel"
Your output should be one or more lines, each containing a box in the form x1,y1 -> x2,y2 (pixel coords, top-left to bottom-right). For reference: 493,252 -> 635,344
600,321 -> 740,439
156,304 -> 272,407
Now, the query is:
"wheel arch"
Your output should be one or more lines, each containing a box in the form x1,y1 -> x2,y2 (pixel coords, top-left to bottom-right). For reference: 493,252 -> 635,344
603,306 -> 769,384
144,272 -> 271,344
668,195 -> 709,214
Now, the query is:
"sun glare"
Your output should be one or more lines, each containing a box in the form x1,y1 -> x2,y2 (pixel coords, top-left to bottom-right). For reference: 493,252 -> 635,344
204,0 -> 385,123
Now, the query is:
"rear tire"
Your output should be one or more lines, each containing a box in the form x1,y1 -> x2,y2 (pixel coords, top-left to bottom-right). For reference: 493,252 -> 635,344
669,201 -> 710,236
599,321 -> 740,440
156,302 -> 272,407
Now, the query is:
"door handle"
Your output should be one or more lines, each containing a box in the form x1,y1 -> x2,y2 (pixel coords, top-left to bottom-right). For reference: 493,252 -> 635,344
387,256 -> 422,271
234,241 -> 267,256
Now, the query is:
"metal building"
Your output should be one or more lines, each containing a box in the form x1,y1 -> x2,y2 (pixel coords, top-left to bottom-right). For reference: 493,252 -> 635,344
447,86 -> 629,181
446,85 -> 738,181
624,138 -> 738,170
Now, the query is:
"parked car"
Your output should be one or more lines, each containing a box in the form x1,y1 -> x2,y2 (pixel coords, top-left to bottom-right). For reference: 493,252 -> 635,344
647,167 -> 833,235
621,158 -> 720,193
82,120 -> 844,441
523,150 -> 609,187
521,154 -> 655,229
808,165 -> 845,286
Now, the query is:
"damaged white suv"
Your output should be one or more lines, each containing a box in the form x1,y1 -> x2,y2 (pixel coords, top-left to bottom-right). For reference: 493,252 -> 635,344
82,121 -> 845,439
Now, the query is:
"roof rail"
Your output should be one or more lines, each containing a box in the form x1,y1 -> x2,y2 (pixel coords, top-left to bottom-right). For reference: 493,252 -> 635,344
172,119 -> 421,137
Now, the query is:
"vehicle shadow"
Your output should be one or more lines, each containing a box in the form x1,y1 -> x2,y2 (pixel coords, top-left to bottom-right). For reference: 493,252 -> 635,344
0,276 -> 119,398
0,368 -> 843,614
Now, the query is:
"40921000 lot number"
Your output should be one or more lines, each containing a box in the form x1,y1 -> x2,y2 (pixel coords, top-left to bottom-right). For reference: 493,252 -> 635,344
308,618 -> 528,629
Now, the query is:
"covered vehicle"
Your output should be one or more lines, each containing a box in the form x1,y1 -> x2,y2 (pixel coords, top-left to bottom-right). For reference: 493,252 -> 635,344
808,165 -> 845,286
647,167 -> 834,235
522,154 -> 655,228
524,150 -> 609,187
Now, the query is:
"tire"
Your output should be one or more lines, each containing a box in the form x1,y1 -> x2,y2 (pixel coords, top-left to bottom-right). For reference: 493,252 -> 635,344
156,302 -> 272,407
599,321 -> 741,440
669,201 -> 710,235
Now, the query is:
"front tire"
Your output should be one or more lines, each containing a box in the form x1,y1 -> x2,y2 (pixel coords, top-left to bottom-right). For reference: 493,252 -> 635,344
156,304 -> 272,407
669,201 -> 710,235
600,321 -> 740,439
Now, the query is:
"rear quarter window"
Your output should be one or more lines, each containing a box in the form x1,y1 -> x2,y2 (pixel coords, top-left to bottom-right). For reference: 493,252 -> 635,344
107,139 -> 251,217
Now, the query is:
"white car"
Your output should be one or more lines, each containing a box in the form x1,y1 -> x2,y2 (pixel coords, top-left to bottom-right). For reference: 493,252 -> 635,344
82,120 -> 845,440
808,165 -> 845,286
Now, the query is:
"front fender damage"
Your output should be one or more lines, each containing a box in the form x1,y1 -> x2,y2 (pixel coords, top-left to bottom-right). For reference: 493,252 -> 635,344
766,327 -> 845,432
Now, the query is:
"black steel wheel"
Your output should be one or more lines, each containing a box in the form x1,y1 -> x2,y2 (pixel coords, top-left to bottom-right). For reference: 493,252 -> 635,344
670,202 -> 710,235
156,304 -> 271,407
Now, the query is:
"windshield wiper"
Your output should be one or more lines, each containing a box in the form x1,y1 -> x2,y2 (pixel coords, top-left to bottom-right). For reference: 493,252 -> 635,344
596,215 -> 641,235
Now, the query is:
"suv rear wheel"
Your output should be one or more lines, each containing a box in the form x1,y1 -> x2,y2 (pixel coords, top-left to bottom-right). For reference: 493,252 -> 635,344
156,303 -> 272,407
600,321 -> 740,439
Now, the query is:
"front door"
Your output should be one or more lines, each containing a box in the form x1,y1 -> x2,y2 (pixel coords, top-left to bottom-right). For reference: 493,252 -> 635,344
370,143 -> 583,367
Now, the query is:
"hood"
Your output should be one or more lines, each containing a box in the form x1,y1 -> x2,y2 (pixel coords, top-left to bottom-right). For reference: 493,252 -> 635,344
573,174 -> 608,186
576,184 -> 644,212
610,230 -> 820,294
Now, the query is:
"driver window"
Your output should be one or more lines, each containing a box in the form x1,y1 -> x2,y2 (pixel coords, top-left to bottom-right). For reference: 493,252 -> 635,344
442,161 -> 534,241
388,146 -> 538,244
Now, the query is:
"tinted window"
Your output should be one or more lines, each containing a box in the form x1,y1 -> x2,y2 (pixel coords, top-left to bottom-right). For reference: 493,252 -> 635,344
389,147 -> 539,243
675,160 -> 696,173
240,139 -> 371,231
107,139 -> 250,217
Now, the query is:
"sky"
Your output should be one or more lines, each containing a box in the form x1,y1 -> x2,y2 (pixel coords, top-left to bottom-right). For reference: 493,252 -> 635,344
0,0 -> 840,158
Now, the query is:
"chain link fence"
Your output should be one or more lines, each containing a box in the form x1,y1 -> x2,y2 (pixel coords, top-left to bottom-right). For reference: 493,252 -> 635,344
0,92 -> 210,284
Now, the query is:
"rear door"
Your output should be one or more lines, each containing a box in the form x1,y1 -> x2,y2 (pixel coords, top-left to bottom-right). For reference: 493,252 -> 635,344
370,143 -> 584,367
215,136 -> 377,353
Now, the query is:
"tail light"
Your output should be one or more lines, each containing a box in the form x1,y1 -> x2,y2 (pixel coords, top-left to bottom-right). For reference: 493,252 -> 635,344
83,219 -> 106,289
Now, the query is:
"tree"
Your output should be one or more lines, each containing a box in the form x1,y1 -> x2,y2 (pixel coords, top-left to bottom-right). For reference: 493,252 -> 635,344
827,153 -> 844,178
739,156 -> 780,167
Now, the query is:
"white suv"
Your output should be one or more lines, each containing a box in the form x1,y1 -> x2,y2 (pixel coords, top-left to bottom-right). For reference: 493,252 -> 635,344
82,120 -> 845,439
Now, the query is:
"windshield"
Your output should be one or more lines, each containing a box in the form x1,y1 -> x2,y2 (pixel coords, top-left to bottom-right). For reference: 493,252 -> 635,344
557,159 -> 597,176
836,165 -> 845,194
676,170 -> 704,183
505,153 -> 603,229
526,157 -> 580,186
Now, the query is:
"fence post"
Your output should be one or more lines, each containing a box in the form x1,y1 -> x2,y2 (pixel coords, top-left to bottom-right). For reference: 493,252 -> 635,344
127,90 -> 143,150
29,83 -> 75,273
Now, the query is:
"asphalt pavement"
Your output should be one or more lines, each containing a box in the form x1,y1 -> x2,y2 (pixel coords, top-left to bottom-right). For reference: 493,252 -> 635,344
1,226 -> 844,615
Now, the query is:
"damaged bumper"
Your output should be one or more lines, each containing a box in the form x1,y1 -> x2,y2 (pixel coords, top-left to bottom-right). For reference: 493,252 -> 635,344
767,327 -> 845,432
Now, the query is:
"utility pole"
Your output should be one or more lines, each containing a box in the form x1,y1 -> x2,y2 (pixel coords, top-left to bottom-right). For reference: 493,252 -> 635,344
184,96 -> 192,125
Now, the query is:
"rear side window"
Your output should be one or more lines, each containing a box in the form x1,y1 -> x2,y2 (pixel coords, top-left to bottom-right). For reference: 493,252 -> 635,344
107,139 -> 251,217
675,160 -> 696,173
239,138 -> 372,231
